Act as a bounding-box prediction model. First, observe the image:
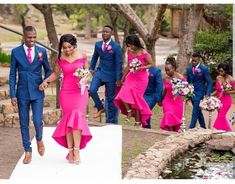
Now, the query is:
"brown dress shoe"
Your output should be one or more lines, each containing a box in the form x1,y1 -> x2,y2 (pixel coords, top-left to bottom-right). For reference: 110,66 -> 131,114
93,108 -> 105,118
23,152 -> 32,164
37,141 -> 45,156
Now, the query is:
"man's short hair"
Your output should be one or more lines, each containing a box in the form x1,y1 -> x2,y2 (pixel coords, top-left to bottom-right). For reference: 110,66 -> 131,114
192,52 -> 201,58
103,25 -> 113,31
23,26 -> 37,33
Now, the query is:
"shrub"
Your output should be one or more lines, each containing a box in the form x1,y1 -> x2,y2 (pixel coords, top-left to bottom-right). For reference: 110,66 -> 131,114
0,51 -> 11,64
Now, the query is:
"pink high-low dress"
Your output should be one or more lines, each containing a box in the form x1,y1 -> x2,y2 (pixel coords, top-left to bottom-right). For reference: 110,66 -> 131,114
213,81 -> 235,131
160,78 -> 184,132
114,51 -> 152,127
52,57 -> 92,152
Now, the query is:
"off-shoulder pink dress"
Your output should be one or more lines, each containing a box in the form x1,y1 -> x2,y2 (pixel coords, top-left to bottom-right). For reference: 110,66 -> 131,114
114,51 -> 152,127
52,57 -> 92,153
213,81 -> 235,131
160,78 -> 184,132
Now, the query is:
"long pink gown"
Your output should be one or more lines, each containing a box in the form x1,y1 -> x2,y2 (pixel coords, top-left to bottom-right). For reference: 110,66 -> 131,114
114,51 -> 152,127
213,81 -> 235,131
52,57 -> 92,153
160,78 -> 184,132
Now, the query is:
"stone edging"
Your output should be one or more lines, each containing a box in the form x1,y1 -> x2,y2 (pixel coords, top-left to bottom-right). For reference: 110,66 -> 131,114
124,128 -> 214,179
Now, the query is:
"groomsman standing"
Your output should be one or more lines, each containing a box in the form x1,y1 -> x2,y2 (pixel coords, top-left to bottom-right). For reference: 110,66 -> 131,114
89,25 -> 122,124
186,52 -> 212,129
9,26 -> 51,164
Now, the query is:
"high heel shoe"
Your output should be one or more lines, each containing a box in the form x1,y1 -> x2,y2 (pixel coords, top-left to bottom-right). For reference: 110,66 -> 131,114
125,109 -> 132,122
73,147 -> 80,165
134,122 -> 141,127
67,148 -> 74,164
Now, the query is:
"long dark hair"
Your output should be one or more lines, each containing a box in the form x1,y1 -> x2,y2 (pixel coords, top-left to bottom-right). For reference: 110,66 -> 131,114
58,34 -> 77,60
125,34 -> 144,49
217,63 -> 230,74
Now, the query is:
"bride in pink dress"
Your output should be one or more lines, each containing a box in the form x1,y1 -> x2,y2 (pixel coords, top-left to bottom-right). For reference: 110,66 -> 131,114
160,57 -> 184,132
39,34 -> 92,164
114,35 -> 153,127
212,63 -> 235,131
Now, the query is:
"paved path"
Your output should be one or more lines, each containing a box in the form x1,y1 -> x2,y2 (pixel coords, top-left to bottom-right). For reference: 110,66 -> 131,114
9,125 -> 122,181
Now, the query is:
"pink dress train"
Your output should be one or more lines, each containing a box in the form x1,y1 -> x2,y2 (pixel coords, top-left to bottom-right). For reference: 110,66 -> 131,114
213,81 -> 235,131
52,57 -> 92,155
160,78 -> 184,132
114,51 -> 152,127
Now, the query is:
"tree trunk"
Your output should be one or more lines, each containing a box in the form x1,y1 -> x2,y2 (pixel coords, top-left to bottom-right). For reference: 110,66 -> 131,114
106,8 -> 120,44
32,4 -> 60,108
177,4 -> 204,74
112,4 -> 167,62
146,5 -> 158,31
122,21 -> 129,65
85,11 -> 92,39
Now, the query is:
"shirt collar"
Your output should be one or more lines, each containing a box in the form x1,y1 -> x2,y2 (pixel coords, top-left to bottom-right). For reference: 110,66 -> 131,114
23,44 -> 35,51
103,39 -> 111,46
194,63 -> 200,69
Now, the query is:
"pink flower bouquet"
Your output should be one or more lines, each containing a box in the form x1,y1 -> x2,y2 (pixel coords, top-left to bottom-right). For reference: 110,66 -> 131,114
171,78 -> 194,98
73,68 -> 92,95
221,82 -> 232,92
129,58 -> 141,73
199,96 -> 222,112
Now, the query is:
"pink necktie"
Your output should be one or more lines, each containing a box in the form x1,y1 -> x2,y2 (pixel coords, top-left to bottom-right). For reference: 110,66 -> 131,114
192,67 -> 196,74
27,48 -> 32,64
103,43 -> 108,51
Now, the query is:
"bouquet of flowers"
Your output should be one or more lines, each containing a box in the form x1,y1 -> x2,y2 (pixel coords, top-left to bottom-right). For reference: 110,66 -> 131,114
171,78 -> 194,98
73,68 -> 92,95
129,58 -> 141,74
221,82 -> 232,92
199,96 -> 222,112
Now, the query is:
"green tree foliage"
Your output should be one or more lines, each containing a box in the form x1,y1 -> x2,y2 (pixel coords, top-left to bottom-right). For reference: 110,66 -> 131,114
193,31 -> 232,79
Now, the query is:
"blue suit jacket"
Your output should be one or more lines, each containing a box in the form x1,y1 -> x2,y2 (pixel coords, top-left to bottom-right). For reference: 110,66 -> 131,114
9,44 -> 51,100
186,64 -> 212,101
89,39 -> 122,82
144,67 -> 163,102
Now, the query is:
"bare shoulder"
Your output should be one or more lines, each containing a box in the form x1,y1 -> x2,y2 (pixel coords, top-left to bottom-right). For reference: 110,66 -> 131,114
228,75 -> 235,82
216,75 -> 222,82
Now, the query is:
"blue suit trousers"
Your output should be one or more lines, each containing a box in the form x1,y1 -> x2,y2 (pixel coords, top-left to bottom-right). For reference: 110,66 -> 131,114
17,98 -> 44,152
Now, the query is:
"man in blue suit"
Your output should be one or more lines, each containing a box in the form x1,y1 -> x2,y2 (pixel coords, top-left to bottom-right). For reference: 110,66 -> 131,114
144,66 -> 163,129
9,26 -> 51,164
187,52 -> 212,129
89,25 -> 122,124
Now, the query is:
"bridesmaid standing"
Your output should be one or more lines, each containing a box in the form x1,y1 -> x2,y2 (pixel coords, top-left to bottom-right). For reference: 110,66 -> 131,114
39,34 -> 92,164
114,34 -> 153,127
212,63 -> 235,131
160,57 -> 184,132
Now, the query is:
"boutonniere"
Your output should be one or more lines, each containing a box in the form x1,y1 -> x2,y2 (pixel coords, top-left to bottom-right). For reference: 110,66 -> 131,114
107,45 -> 112,51
38,51 -> 43,62
196,68 -> 201,73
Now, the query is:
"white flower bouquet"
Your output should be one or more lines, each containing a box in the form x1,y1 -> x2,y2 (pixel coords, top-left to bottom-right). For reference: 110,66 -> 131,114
199,96 -> 222,112
129,58 -> 141,73
73,68 -> 92,95
171,78 -> 194,98
221,82 -> 232,92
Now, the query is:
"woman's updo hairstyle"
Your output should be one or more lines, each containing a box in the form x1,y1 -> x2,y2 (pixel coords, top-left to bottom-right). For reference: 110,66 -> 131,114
58,34 -> 77,60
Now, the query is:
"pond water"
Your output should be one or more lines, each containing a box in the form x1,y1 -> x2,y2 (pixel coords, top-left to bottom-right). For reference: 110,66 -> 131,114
161,144 -> 235,179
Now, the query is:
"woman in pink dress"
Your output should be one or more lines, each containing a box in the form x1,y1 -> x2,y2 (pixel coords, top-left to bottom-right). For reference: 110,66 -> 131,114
114,35 -> 153,127
212,63 -> 235,131
39,34 -> 92,164
160,57 -> 184,132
